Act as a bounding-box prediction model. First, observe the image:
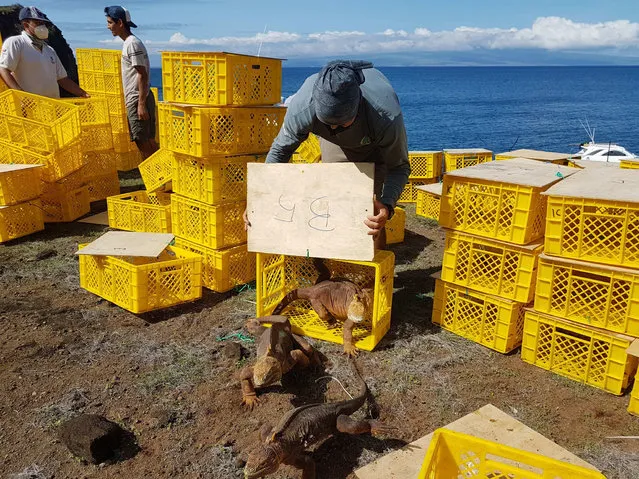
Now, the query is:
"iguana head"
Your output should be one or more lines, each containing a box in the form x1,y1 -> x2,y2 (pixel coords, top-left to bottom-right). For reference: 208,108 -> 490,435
347,292 -> 370,323
244,442 -> 283,478
253,355 -> 282,388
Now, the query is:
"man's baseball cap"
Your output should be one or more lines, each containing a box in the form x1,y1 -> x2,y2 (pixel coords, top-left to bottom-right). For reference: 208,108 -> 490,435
18,6 -> 51,23
104,6 -> 137,28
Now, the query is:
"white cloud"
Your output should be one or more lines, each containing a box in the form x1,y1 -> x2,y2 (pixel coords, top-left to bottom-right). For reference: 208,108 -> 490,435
140,17 -> 639,58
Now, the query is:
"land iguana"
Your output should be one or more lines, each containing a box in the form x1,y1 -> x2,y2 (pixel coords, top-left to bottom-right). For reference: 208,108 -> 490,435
240,315 -> 320,410
272,259 -> 373,358
243,360 -> 392,479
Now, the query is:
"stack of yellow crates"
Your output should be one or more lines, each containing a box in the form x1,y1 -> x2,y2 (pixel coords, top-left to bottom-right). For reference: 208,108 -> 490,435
76,49 -> 143,171
398,151 -> 442,205
0,90 -> 87,223
432,158 -> 575,354
0,164 -> 44,242
521,166 -> 639,405
156,51 -> 286,293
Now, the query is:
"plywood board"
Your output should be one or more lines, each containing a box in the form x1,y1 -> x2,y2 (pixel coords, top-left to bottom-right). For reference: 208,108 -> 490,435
570,159 -> 620,169
75,231 -> 174,257
77,211 -> 109,225
497,149 -> 574,162
543,167 -> 639,202
626,339 -> 639,358
415,182 -> 443,196
445,158 -> 577,188
444,148 -> 492,154
355,404 -> 598,479
246,163 -> 375,261
0,164 -> 42,173
410,150 -> 442,154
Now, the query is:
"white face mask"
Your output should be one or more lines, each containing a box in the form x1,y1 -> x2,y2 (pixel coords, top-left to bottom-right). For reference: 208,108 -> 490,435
34,25 -> 49,40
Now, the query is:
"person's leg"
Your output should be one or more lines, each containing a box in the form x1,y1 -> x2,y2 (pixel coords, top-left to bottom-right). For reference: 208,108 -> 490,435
126,94 -> 159,160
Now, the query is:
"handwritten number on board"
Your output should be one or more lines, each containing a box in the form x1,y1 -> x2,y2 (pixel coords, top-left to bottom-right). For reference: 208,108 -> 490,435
274,194 -> 295,222
308,196 -> 335,232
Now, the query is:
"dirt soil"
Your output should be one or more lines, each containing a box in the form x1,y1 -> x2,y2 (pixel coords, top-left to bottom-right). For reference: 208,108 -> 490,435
2,189 -> 639,478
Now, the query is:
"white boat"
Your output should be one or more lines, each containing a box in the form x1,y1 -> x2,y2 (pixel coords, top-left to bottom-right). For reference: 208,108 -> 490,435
576,142 -> 636,162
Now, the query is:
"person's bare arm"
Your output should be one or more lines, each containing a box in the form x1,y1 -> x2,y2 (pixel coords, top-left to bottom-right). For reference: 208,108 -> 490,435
134,65 -> 149,120
0,67 -> 21,90
57,77 -> 89,98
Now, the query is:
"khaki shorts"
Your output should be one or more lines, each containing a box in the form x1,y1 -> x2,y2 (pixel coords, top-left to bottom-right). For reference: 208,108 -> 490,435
126,90 -> 156,143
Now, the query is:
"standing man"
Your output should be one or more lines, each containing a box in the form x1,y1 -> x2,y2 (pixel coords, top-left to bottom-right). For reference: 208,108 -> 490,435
246,60 -> 410,249
0,6 -> 88,98
104,5 -> 158,159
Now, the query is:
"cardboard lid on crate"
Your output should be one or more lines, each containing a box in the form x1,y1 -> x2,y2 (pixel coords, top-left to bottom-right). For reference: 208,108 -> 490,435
569,159 -> 620,169
496,149 -> 574,162
415,182 -> 443,196
75,231 -> 175,257
445,158 -> 577,188
543,167 -> 639,202
444,148 -> 492,154
0,164 -> 42,173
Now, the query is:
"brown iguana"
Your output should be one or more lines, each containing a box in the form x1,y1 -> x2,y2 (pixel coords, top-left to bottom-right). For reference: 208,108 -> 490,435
243,360 -> 392,479
272,259 -> 373,358
240,315 -> 319,410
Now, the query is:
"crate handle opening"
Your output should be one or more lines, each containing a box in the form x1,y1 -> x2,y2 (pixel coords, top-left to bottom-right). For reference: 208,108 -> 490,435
555,326 -> 592,342
171,110 -> 186,118
475,243 -> 505,255
251,64 -> 261,70
571,269 -> 613,284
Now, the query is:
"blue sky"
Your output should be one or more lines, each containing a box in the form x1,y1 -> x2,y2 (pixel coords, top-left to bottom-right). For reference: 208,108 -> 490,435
36,0 -> 639,66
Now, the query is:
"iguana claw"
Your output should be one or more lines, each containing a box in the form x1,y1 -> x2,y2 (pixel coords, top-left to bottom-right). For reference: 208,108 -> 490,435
242,394 -> 261,410
343,343 -> 359,358
369,420 -> 397,438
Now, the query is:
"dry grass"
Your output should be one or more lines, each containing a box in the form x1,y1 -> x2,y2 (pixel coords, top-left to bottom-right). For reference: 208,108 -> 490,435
34,388 -> 89,430
580,442 -> 639,479
8,464 -> 52,479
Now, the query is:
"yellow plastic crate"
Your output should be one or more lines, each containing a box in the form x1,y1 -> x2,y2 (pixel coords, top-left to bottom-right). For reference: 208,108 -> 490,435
444,148 -> 493,172
620,159 -> 639,169
0,199 -> 44,242
62,97 -> 112,152
535,254 -> 639,336
521,310 -> 637,395
173,153 -> 264,205
41,185 -> 91,223
442,231 -> 542,303
545,195 -> 639,269
398,179 -> 436,204
83,150 -> 117,178
87,172 -> 121,202
41,165 -> 86,199
101,93 -> 128,134
115,149 -> 143,172
174,237 -> 255,293
0,165 -> 42,206
415,183 -> 442,221
440,176 -> 547,245
113,131 -> 138,154
0,139 -> 84,182
385,206 -> 405,244
161,51 -> 282,106
76,49 -> 123,94
107,190 -> 172,233
408,150 -> 442,179
78,244 -> 202,314
150,86 -> 160,145
170,195 -> 246,249
293,134 -> 321,164
433,279 -> 525,354
629,371 -> 639,416
158,103 -> 286,157
256,251 -> 395,351
139,149 -> 174,192
0,90 -> 81,154
418,429 -> 605,479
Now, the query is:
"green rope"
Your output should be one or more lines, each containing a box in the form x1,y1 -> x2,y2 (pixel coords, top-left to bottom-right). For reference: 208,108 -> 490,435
215,332 -> 255,343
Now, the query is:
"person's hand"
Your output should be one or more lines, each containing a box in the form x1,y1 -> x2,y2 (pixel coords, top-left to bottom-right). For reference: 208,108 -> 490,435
364,196 -> 389,238
81,90 -> 90,98
243,208 -> 251,231
138,103 -> 150,120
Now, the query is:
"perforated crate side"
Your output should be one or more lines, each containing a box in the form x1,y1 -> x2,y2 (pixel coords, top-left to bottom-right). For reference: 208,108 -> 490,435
256,250 -> 395,351
113,131 -> 138,154
444,151 -> 493,172
76,48 -> 121,74
83,150 -> 117,178
432,279 -> 525,354
79,245 -> 202,314
174,237 -> 255,292
41,186 -> 91,223
0,200 -> 44,242
398,179 -> 436,204
629,373 -> 639,416
161,51 -> 282,106
416,189 -> 441,220
408,151 -> 442,179
107,190 -> 172,233
385,206 -> 405,244
0,90 -> 81,154
0,166 -> 42,206
87,172 -> 121,202
170,195 -> 246,249
294,134 -> 321,164
440,176 -> 547,245
158,103 -> 286,157
115,149 -> 143,172
418,429 -> 606,479
0,138 -> 83,182
535,256 -> 639,337
545,196 -> 639,269
521,310 -> 637,395
441,231 -> 542,303
139,149 -> 174,192
173,153 -> 264,205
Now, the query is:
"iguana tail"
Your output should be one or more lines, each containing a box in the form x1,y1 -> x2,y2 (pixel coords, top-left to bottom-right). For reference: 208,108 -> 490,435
272,258 -> 331,315
272,289 -> 300,315
337,359 -> 369,416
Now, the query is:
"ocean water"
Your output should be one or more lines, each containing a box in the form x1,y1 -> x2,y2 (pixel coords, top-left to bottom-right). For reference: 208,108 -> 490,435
151,66 -> 639,155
